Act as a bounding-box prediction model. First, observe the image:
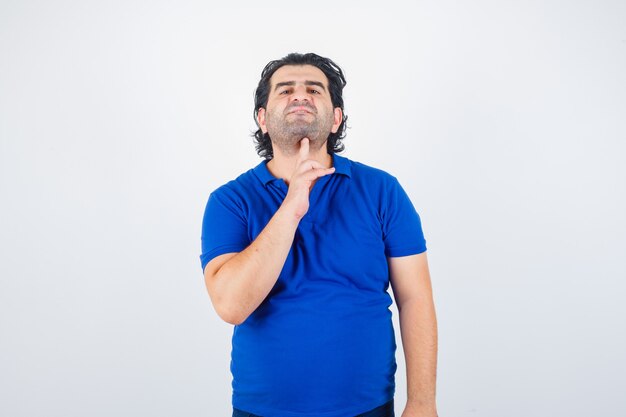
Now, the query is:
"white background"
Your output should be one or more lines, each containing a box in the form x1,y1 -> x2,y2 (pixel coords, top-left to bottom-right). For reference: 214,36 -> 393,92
1,1 -> 625,416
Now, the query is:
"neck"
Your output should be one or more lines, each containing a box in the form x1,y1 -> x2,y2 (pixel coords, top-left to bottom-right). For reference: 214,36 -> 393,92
266,142 -> 333,184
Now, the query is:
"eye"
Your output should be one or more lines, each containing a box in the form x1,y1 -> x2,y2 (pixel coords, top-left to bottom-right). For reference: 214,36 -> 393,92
309,89 -> 320,94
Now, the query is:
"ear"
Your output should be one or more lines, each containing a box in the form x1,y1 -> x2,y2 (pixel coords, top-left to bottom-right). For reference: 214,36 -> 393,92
330,107 -> 343,133
257,108 -> 268,134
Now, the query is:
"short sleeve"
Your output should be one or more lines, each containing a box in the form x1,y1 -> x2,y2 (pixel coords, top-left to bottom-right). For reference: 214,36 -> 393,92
382,177 -> 427,257
199,188 -> 250,272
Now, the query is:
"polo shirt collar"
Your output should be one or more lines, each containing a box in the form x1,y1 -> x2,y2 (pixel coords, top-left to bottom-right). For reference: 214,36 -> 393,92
253,152 -> 352,186
331,153 -> 351,178
253,160 -> 276,186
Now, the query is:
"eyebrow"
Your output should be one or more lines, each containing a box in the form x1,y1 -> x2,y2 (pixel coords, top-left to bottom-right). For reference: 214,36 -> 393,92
273,81 -> 327,92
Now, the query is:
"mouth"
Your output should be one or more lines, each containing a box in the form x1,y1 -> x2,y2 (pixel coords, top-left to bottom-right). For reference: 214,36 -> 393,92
287,106 -> 315,115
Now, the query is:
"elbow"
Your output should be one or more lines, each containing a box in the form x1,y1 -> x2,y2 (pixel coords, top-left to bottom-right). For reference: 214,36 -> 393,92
218,311 -> 245,326
214,301 -> 248,326
204,267 -> 252,325
205,274 -> 245,325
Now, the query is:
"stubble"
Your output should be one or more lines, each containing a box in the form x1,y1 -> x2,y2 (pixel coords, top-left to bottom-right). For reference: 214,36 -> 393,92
264,105 -> 334,156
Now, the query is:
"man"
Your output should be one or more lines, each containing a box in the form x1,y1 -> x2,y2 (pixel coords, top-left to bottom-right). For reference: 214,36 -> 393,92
200,53 -> 438,417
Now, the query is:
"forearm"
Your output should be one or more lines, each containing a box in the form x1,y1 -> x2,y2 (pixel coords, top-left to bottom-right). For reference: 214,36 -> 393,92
211,205 -> 300,324
208,138 -> 334,324
398,298 -> 438,410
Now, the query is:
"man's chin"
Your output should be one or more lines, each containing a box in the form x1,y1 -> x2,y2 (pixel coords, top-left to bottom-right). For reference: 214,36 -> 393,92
271,135 -> 328,155
278,130 -> 322,144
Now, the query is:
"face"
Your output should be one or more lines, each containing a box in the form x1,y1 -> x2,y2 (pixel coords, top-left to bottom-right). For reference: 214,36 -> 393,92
257,65 -> 343,155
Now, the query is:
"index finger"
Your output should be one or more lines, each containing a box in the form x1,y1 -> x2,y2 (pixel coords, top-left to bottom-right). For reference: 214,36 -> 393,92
298,138 -> 310,162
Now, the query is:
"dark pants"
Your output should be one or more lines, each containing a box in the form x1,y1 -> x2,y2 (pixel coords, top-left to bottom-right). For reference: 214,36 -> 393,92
232,398 -> 394,417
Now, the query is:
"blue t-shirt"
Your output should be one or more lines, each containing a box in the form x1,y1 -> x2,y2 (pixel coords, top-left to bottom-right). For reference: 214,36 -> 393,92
200,153 -> 427,417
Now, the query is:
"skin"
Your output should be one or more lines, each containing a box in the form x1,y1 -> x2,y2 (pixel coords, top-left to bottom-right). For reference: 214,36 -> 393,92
257,64 -> 343,185
204,64 -> 438,417
259,65 -> 338,157
390,254 -> 439,417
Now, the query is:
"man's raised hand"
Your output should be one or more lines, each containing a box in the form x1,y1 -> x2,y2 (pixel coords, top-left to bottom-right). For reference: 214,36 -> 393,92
282,138 -> 335,220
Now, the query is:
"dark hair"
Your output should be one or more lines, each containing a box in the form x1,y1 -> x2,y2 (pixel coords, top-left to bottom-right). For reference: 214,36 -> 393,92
252,52 -> 348,160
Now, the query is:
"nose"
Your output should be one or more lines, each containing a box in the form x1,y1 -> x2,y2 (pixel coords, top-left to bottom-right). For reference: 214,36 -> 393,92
290,84 -> 312,102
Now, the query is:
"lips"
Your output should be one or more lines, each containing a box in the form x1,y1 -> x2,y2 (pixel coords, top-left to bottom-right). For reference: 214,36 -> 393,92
287,105 -> 316,115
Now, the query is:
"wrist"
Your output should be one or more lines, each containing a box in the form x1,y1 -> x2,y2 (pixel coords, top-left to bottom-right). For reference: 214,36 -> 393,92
278,197 -> 307,222
275,203 -> 304,226
405,399 -> 437,411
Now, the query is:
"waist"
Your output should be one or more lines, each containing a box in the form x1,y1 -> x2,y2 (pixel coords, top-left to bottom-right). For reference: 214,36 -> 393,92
231,307 -> 397,413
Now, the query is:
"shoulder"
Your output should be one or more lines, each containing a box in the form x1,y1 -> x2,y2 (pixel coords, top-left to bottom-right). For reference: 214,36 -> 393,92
206,166 -> 260,209
211,162 -> 265,195
353,161 -> 396,180
338,154 -> 400,187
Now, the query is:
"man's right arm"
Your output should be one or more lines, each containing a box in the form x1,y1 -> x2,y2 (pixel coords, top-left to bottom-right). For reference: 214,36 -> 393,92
203,205 -> 300,325
203,138 -> 334,325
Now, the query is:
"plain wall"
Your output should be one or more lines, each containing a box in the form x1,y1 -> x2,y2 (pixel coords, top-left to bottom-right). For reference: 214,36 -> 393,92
1,0 -> 625,416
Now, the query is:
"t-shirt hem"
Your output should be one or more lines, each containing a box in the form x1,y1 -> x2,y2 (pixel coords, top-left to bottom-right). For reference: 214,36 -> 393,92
199,245 -> 246,271
233,395 -> 394,417
385,244 -> 427,258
